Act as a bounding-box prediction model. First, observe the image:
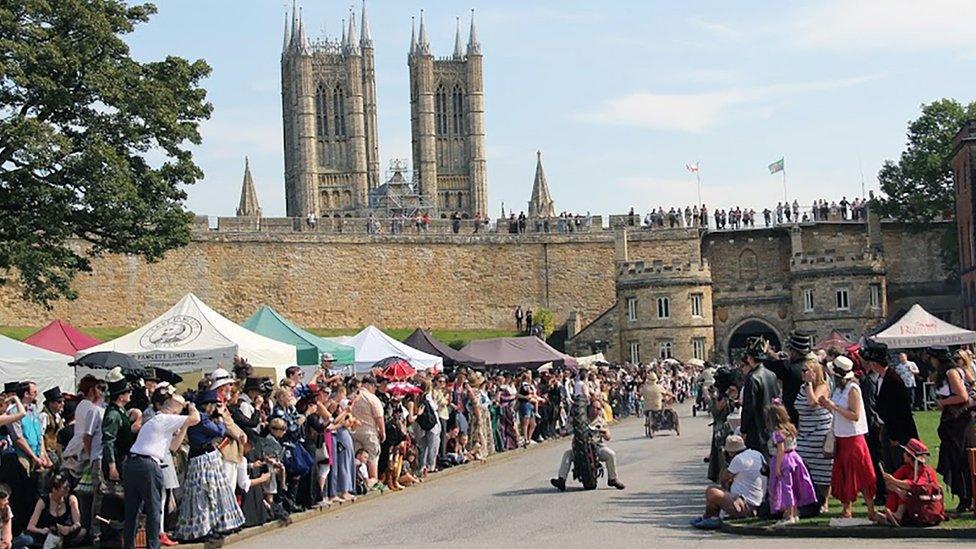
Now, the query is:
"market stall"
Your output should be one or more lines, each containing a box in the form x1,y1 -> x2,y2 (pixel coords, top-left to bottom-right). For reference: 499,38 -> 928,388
0,333 -> 74,392
343,326 -> 443,373
403,329 -> 485,371
461,336 -> 578,371
243,305 -> 355,366
870,304 -> 976,348
23,319 -> 101,355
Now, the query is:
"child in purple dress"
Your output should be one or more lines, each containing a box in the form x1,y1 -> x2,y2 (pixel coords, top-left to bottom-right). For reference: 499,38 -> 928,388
765,403 -> 817,525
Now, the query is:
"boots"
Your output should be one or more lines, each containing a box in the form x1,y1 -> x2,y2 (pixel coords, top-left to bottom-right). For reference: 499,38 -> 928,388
550,477 -> 566,492
608,478 -> 625,490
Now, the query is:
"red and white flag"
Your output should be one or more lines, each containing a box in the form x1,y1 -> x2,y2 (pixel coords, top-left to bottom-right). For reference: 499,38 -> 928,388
685,163 -> 699,173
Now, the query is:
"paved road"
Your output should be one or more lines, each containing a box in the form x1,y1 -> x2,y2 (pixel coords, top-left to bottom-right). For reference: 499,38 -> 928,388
236,406 -> 954,548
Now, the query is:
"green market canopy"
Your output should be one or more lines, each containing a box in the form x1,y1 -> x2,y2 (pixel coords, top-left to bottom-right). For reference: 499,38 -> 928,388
243,305 -> 355,366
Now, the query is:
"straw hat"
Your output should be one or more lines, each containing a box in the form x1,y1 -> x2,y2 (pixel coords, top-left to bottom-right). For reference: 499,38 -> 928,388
723,434 -> 746,453
831,356 -> 855,380
210,368 -> 234,390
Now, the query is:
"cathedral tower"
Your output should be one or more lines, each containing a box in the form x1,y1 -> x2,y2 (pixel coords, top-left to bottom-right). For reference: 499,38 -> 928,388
408,11 -> 488,217
282,3 -> 377,217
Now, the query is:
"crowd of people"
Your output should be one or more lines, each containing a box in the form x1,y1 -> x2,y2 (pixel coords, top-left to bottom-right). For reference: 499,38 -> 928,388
627,196 -> 871,232
691,330 -> 976,529
0,354 -> 652,549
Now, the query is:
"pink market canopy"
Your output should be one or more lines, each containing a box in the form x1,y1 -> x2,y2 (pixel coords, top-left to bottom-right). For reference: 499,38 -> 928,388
870,304 -> 976,348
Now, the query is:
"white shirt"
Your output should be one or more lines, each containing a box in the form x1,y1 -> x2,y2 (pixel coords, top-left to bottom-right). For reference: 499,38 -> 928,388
831,383 -> 868,437
728,449 -> 766,507
62,399 -> 104,462
129,413 -> 188,463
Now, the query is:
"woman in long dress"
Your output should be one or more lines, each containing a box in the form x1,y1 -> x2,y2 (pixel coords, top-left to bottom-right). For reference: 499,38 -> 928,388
933,348 -> 976,513
794,358 -> 834,515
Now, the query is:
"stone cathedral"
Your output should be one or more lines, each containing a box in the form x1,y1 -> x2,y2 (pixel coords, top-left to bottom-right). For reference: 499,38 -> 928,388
281,4 -> 487,218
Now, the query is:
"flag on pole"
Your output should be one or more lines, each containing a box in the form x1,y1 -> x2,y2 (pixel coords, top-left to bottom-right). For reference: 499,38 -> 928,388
768,158 -> 784,174
685,163 -> 699,173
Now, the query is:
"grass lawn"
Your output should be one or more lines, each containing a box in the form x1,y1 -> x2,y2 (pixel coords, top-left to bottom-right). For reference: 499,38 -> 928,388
735,409 -> 976,529
0,325 -> 517,349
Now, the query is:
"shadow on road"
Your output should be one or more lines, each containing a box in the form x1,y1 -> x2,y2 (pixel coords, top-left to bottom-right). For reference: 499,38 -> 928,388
597,487 -> 702,529
492,487 -> 559,497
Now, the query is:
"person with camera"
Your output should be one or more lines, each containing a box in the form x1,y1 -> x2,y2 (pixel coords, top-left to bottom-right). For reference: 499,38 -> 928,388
173,391 -> 244,543
123,394 -> 199,549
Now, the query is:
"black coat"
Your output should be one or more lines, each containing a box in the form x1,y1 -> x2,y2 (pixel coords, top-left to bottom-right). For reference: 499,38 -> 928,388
740,364 -> 781,452
763,355 -> 804,426
873,368 -> 919,444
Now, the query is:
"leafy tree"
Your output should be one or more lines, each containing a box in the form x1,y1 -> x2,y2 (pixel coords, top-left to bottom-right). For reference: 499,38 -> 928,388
0,1 -> 211,306
876,99 -> 976,274
533,308 -> 556,339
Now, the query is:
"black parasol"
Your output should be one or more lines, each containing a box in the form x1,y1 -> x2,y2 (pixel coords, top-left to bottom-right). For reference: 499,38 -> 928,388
70,351 -> 148,378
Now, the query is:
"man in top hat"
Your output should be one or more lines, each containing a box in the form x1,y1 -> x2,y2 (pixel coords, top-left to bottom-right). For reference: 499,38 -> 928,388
101,374 -> 140,486
879,438 -> 941,526
860,339 -> 917,502
763,329 -> 813,425
739,337 -> 781,453
41,386 -> 66,459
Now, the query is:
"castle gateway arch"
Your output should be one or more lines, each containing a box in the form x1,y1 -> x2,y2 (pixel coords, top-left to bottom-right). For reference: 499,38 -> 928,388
725,318 -> 782,364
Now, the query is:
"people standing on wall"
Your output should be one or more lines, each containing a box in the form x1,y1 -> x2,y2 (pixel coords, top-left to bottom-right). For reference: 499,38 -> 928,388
515,306 -> 524,333
525,309 -> 533,336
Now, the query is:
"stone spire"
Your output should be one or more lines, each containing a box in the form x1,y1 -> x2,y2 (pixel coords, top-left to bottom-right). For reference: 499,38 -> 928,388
467,9 -> 481,55
236,157 -> 262,218
453,17 -> 464,59
409,16 -> 417,55
345,11 -> 360,55
360,0 -> 372,47
341,17 -> 347,45
417,10 -> 430,54
296,7 -> 310,54
282,9 -> 292,53
528,151 -> 555,219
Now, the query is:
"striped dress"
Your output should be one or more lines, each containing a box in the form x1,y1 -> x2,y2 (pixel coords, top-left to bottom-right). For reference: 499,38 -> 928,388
794,388 -> 834,486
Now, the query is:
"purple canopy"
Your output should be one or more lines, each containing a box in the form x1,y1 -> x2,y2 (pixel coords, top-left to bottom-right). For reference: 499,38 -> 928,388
460,336 -> 578,371
403,329 -> 486,370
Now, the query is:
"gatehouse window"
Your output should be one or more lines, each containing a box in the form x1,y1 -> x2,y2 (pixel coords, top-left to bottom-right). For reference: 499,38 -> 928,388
657,297 -> 670,320
835,288 -> 850,311
627,297 -> 638,322
690,293 -> 703,318
869,284 -> 881,309
629,341 -> 640,364
658,341 -> 673,359
803,288 -> 814,312
692,337 -> 705,360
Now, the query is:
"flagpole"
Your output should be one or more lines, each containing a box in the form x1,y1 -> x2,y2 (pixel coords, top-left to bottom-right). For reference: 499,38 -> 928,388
695,161 -> 702,206
782,159 -> 788,205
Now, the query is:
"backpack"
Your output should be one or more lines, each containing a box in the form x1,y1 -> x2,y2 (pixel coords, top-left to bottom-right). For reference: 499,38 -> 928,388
417,400 -> 438,431
902,467 -> 947,527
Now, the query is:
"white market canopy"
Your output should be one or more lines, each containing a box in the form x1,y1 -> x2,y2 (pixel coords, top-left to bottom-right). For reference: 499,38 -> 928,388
80,293 -> 297,376
870,304 -> 976,348
344,325 -> 443,373
0,333 -> 75,393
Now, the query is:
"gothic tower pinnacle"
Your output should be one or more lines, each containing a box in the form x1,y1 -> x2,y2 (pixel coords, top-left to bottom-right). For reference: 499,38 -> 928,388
528,151 -> 555,219
237,157 -> 262,217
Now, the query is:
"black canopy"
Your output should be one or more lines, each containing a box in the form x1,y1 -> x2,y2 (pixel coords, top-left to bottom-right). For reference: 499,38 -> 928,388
403,329 -> 486,370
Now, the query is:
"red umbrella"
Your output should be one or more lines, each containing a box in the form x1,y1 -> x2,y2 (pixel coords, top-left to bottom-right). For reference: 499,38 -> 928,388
374,356 -> 416,381
388,381 -> 421,397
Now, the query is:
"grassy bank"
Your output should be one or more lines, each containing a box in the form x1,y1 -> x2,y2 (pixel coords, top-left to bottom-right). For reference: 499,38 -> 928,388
0,326 -> 518,349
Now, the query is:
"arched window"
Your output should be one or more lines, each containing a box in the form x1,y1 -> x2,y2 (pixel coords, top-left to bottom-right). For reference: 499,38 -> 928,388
332,86 -> 346,138
456,191 -> 463,208
451,85 -> 464,135
739,249 -> 759,280
315,85 -> 329,138
435,86 -> 448,136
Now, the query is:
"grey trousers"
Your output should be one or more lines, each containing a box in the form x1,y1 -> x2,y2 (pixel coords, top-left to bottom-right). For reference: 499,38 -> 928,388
123,455 -> 163,549
417,428 -> 440,471
557,444 -> 617,480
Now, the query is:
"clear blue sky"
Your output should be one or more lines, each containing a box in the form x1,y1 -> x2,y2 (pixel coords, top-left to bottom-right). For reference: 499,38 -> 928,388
125,0 -> 976,218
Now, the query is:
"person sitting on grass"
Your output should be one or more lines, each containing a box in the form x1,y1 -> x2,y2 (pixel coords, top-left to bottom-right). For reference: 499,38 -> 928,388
691,434 -> 766,530
879,438 -> 942,526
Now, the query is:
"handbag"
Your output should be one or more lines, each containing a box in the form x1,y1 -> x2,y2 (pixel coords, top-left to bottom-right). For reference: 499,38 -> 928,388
822,430 -> 836,458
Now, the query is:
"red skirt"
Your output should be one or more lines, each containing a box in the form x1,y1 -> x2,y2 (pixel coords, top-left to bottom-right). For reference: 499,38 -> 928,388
831,434 -> 876,503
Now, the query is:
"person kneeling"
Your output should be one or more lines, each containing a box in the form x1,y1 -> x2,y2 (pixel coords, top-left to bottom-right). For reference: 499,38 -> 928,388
691,435 -> 765,530
549,416 -> 625,491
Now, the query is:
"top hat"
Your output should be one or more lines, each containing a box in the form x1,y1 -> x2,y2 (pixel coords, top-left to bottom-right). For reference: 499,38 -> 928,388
43,387 -> 64,403
860,340 -> 889,364
242,377 -> 263,393
3,381 -> 20,394
107,378 -> 131,398
787,330 -> 813,354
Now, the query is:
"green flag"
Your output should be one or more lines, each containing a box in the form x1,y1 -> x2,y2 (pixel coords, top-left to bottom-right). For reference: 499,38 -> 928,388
768,158 -> 784,174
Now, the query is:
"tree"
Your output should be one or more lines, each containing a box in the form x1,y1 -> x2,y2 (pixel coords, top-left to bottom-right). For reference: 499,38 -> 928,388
0,1 -> 212,305
876,99 -> 976,274
533,308 -> 556,339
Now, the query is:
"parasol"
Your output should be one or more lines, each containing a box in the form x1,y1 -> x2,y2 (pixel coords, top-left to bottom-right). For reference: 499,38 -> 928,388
374,356 -> 416,381
70,351 -> 148,377
388,381 -> 421,397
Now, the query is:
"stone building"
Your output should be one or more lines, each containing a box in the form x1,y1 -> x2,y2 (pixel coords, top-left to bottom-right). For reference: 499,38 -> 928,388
408,12 -> 488,218
568,207 -> 958,364
281,3 -> 379,218
952,120 -> 976,330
